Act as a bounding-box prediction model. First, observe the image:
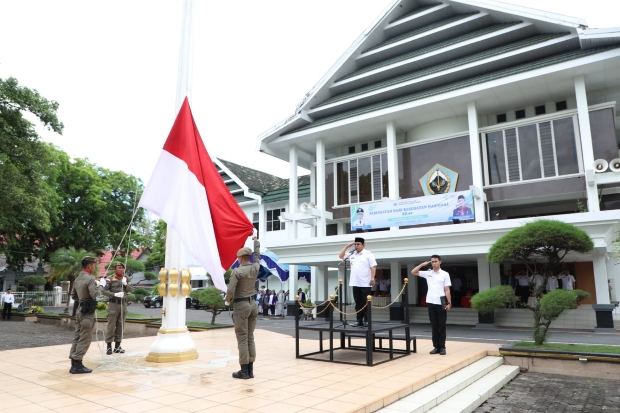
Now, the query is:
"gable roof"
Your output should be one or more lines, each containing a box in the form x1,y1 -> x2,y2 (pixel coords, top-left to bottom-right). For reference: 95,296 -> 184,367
258,0 -> 620,167
215,158 -> 310,204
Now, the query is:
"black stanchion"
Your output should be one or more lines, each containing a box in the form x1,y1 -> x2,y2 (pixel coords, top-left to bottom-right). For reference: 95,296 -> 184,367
295,297 -> 300,358
403,278 -> 410,326
366,295 -> 373,366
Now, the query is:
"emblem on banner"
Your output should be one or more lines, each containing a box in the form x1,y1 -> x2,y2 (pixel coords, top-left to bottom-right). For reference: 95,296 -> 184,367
419,164 -> 459,196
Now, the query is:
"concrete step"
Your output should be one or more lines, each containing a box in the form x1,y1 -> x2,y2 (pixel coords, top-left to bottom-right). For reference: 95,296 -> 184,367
427,365 -> 519,413
377,356 -> 509,413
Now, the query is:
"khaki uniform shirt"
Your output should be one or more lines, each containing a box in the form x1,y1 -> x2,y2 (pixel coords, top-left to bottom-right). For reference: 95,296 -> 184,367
72,271 -> 99,302
100,274 -> 133,298
226,240 -> 260,302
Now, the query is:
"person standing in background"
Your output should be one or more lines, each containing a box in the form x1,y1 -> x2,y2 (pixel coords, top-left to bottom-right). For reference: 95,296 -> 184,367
2,289 -> 14,320
559,270 -> 576,290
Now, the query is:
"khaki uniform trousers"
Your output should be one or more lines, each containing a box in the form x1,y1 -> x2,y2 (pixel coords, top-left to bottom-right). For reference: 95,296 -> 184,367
105,302 -> 127,343
70,311 -> 95,361
232,300 -> 258,365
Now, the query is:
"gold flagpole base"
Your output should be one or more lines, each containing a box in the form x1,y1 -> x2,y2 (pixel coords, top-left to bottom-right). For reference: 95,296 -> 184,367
146,349 -> 198,363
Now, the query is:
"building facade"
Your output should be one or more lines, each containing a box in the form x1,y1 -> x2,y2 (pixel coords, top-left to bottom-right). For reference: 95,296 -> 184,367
252,0 -> 620,321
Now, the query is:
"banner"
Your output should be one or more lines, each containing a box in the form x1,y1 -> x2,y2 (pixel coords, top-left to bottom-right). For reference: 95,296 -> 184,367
350,190 -> 474,230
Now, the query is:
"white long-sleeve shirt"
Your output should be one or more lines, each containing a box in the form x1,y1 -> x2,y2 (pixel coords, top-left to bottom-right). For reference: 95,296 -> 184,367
2,293 -> 15,304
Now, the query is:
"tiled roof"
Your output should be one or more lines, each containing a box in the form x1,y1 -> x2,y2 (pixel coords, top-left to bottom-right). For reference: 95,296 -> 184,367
218,159 -> 310,195
336,22 -> 522,82
364,12 -> 480,53
262,185 -> 311,204
388,4 -> 442,25
291,45 -> 619,134
317,33 -> 567,108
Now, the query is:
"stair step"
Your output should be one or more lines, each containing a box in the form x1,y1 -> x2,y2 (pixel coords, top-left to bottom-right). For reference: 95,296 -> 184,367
427,365 -> 520,413
377,356 -> 505,413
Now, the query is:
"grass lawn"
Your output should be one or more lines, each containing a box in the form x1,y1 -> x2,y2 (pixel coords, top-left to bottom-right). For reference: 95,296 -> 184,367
95,310 -> 158,319
513,341 -> 620,355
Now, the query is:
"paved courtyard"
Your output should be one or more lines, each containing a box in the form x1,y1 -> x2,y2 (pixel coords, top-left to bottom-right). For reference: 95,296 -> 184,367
474,372 -> 620,413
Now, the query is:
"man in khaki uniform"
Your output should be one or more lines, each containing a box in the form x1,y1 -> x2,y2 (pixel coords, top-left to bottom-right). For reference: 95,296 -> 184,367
225,235 -> 259,380
99,261 -> 133,355
69,256 -> 100,374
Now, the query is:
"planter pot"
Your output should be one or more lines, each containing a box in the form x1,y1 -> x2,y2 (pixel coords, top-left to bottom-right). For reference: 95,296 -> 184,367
475,311 -> 496,328
592,304 -> 617,332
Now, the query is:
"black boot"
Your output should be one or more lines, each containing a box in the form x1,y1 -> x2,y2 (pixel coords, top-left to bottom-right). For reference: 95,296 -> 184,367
69,358 -> 77,373
106,343 -> 113,355
232,364 -> 250,380
248,362 -> 254,379
70,359 -> 92,374
114,342 -> 125,354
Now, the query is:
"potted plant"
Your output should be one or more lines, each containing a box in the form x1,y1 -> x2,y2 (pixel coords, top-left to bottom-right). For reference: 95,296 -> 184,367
470,285 -> 517,327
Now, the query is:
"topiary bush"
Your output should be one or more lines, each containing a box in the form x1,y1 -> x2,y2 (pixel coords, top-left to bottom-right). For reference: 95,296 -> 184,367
29,305 -> 44,314
533,289 -> 590,344
470,285 -> 517,315
96,302 -> 108,311
126,293 -> 137,303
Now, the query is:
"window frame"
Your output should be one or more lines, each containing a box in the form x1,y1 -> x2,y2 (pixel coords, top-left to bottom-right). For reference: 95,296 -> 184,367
266,207 -> 286,232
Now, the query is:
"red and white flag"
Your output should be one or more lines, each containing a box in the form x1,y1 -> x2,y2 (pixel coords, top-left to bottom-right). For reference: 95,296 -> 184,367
139,97 -> 254,292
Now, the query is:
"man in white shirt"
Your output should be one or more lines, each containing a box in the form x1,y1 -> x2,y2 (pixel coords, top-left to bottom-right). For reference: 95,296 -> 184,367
559,270 -> 576,290
379,278 -> 390,296
339,237 -> 377,327
412,256 -> 451,355
2,289 -> 14,321
352,208 -> 369,229
515,271 -> 530,305
546,271 -> 559,292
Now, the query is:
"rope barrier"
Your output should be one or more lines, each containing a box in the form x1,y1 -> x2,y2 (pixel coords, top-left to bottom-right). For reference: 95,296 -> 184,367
370,282 -> 408,309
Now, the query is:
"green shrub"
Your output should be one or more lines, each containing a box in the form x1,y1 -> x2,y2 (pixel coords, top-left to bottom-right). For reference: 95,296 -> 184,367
96,302 -> 108,311
33,300 -> 46,306
134,288 -> 149,296
134,293 -> 145,302
470,285 -> 517,315
574,289 -> 590,304
16,286 -> 26,292
29,306 -> 44,314
126,293 -> 137,302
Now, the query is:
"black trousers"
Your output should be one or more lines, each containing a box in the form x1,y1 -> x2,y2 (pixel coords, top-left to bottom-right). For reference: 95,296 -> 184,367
427,303 -> 447,349
352,287 -> 371,323
2,303 -> 12,320
517,286 -> 529,305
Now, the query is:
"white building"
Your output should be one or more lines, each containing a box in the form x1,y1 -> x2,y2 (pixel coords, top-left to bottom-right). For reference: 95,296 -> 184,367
216,1 -> 620,327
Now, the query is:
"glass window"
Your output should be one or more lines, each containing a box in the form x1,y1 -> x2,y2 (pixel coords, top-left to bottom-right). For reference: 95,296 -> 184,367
484,115 -> 579,185
381,153 -> 389,199
486,131 -> 506,184
325,163 -> 334,211
336,162 -> 349,205
518,124 -> 542,180
349,159 -> 358,204
266,208 -> 285,232
553,118 -> 579,175
358,157 -> 372,202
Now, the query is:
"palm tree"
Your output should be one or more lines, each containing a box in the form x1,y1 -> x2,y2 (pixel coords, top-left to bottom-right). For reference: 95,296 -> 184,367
49,247 -> 96,313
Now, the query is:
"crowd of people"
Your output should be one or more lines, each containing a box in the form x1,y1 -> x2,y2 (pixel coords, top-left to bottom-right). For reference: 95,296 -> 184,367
501,268 -> 576,306
254,286 -> 287,317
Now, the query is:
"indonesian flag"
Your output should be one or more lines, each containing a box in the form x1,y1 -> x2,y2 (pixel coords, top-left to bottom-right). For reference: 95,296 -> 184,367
139,97 -> 254,292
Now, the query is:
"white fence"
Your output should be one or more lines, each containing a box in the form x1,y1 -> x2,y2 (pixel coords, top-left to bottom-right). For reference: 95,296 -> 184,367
7,291 -> 66,310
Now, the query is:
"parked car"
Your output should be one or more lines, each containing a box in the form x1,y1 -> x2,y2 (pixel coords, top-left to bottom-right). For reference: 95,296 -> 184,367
143,295 -> 163,308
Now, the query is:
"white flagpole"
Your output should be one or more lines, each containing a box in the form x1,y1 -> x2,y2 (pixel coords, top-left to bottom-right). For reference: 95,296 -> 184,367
146,0 -> 198,363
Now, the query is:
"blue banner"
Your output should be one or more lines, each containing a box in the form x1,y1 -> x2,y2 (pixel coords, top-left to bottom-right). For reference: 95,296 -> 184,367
350,190 -> 474,230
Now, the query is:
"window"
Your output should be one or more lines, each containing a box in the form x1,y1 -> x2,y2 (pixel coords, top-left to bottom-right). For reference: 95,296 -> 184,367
348,146 -> 355,154
484,116 -> 579,185
361,143 -> 369,151
266,208 -> 286,231
252,212 -> 259,234
334,154 -> 389,206
516,109 -> 526,119
496,114 -> 507,123
535,105 -> 546,115
556,101 -> 567,111
375,140 -> 382,149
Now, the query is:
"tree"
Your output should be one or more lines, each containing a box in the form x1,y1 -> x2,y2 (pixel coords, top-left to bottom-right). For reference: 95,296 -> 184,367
487,220 -> 594,344
49,247 -> 96,313
535,289 -> 590,344
195,287 -> 226,325
0,77 -> 63,268
144,220 -> 166,272
18,275 -> 47,291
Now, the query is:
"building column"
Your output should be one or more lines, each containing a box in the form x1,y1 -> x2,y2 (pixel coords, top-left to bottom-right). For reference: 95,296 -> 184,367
467,102 -> 485,222
390,261 -> 401,301
406,264 -> 418,305
606,257 -> 618,303
316,138 -> 326,237
593,252 -> 611,304
575,75 -> 600,212
315,265 -> 329,303
489,262 -> 501,287
477,256 -> 491,291
387,121 -> 399,231
288,145 -> 298,239
258,202 -> 266,250
309,156 -> 317,238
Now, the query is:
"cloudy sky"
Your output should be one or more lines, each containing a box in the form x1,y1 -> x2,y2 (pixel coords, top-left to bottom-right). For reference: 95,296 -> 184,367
1,0 -> 617,183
